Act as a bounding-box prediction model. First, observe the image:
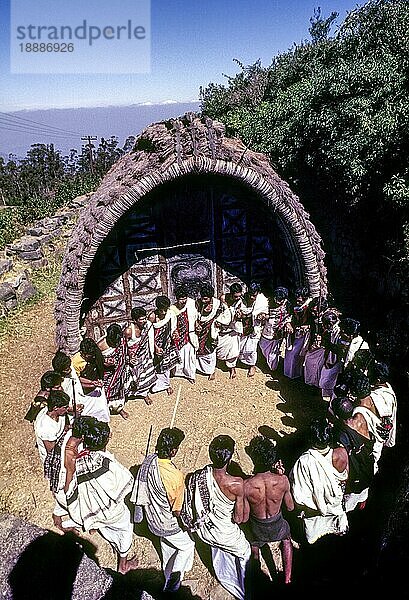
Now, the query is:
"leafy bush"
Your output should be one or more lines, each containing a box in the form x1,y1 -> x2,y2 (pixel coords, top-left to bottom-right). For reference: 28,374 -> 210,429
0,208 -> 23,248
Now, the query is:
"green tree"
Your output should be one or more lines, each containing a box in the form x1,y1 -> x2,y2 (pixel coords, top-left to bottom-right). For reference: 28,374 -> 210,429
200,0 -> 409,364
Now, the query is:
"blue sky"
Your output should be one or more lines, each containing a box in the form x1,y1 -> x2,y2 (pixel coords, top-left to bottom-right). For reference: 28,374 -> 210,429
0,0 -> 361,112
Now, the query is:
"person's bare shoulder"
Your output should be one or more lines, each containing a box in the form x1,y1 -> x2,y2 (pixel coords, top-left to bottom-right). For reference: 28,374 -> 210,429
333,446 -> 348,473
228,475 -> 246,496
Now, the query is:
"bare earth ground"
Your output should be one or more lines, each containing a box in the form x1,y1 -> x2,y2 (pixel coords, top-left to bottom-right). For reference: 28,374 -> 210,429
0,298 -> 324,599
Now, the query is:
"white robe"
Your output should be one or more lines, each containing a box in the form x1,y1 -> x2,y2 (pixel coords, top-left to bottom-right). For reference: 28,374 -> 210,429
370,382 -> 397,448
290,448 -> 348,544
353,406 -> 384,472
66,449 -> 133,555
183,465 -> 250,600
170,298 -> 198,382
62,367 -> 110,423
239,292 -> 269,367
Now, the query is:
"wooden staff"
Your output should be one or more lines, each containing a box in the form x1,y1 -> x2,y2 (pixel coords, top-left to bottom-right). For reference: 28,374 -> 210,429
170,384 -> 182,428
145,424 -> 153,456
133,424 -> 153,524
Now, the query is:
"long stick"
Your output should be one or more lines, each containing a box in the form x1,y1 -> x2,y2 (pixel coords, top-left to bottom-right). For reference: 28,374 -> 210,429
145,424 -> 153,456
170,385 -> 182,428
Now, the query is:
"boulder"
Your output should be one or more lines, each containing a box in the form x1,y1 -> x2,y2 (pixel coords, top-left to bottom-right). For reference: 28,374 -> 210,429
18,249 -> 44,261
0,283 -> 17,312
13,271 -> 37,302
0,259 -> 13,276
0,513 -> 154,600
7,236 -> 41,254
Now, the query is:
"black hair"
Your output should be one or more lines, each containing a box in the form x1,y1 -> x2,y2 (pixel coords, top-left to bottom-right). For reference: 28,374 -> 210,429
273,287 -> 288,302
83,420 -> 111,451
334,369 -> 356,398
79,338 -> 104,378
294,286 -> 309,300
71,415 -> 97,438
106,324 -> 123,348
248,282 -> 261,294
340,318 -> 361,337
40,370 -> 63,391
52,351 -> 71,375
229,283 -> 243,294
246,436 -> 277,473
200,283 -> 214,298
331,396 -> 355,421
47,389 -> 70,412
352,348 -> 374,373
131,307 -> 147,321
175,284 -> 188,299
322,310 -> 339,328
350,373 -> 371,400
155,295 -> 171,311
155,427 -> 185,459
309,417 -> 333,449
209,435 -> 235,468
368,360 -> 390,385
80,338 -> 99,355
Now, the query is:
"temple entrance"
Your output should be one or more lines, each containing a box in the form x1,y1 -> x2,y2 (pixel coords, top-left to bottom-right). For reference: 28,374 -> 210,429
83,174 -> 300,340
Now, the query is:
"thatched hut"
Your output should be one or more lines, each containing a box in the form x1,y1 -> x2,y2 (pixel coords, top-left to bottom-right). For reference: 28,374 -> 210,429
55,113 -> 327,353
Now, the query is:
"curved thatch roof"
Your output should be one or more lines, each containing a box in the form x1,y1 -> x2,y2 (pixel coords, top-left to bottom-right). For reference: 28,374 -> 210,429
55,113 -> 327,353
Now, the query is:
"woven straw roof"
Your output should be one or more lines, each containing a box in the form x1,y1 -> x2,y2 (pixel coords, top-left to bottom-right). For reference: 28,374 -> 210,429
55,113 -> 327,353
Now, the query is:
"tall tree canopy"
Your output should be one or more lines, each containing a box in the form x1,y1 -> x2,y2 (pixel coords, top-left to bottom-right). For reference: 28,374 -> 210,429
200,0 -> 409,366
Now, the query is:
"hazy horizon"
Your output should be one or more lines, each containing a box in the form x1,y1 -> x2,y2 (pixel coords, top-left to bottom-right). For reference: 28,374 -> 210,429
0,100 -> 200,159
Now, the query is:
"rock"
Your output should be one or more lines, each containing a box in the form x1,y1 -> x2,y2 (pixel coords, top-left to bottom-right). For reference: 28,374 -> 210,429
14,271 -> 37,302
0,513 -> 154,600
25,227 -> 44,237
36,229 -> 62,245
18,249 -> 44,261
0,283 -> 17,311
0,259 -> 13,275
7,236 -> 41,254
0,513 -> 112,600
30,258 -> 49,269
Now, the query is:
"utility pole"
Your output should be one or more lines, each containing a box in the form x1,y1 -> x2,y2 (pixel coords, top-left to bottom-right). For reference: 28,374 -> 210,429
81,136 -> 97,174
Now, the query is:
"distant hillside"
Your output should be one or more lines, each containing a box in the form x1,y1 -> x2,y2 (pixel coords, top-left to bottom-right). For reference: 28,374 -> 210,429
0,101 -> 200,160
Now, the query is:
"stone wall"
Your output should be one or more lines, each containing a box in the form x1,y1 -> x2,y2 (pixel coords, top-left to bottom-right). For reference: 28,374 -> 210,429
0,194 -> 91,317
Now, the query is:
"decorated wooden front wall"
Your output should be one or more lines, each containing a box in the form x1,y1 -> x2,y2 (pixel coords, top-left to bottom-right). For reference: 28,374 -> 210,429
83,174 -> 301,340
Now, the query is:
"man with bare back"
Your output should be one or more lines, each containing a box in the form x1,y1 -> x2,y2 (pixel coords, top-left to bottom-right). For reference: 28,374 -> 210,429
244,436 -> 294,585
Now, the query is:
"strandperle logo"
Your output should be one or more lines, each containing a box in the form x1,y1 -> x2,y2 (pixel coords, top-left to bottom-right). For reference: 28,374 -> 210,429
16,20 -> 147,46
10,0 -> 151,74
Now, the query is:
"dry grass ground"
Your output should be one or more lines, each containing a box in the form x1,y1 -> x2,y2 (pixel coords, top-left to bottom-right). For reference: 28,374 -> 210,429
0,297 -> 325,599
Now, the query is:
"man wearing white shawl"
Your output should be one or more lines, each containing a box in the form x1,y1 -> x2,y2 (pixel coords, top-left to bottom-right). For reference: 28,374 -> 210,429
52,350 -> 110,423
131,428 -> 194,593
238,282 -> 268,377
259,287 -> 292,373
367,360 -> 397,449
181,435 -> 250,600
218,283 -> 244,379
65,420 -> 137,574
350,372 -> 391,473
150,295 -> 181,395
290,418 -> 349,545
320,317 -> 369,401
170,286 -> 199,383
284,287 -> 313,379
195,283 -> 231,380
